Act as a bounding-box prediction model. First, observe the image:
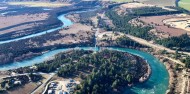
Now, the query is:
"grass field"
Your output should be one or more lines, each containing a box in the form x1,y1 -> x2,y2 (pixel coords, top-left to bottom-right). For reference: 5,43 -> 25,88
8,2 -> 71,7
178,0 -> 190,11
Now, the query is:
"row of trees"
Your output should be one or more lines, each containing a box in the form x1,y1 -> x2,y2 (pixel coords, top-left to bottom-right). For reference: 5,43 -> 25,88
156,34 -> 190,51
181,56 -> 190,68
105,10 -> 153,40
130,7 -> 176,16
115,35 -> 145,48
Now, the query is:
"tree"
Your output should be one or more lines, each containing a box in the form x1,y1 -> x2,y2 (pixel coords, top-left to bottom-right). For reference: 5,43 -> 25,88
112,80 -> 118,88
126,74 -> 132,83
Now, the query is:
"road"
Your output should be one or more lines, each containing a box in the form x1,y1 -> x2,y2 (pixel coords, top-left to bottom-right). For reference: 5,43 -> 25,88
126,34 -> 190,56
163,57 -> 185,66
30,64 -> 68,94
124,34 -> 190,66
0,72 -> 47,80
31,73 -> 56,94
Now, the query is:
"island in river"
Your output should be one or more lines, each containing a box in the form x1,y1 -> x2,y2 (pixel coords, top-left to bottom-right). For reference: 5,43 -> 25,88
0,48 -> 151,94
2,0 -> 190,94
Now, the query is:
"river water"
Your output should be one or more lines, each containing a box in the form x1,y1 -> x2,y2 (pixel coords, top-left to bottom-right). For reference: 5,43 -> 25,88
0,9 -> 169,94
0,47 -> 169,94
0,13 -> 73,44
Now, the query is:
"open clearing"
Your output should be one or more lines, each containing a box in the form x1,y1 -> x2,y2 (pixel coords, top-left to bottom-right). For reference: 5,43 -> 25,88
120,2 -> 154,9
7,2 -> 71,7
0,13 -> 49,35
43,23 -> 94,46
7,82 -> 38,94
139,14 -> 189,37
178,0 -> 190,11
163,17 -> 190,32
136,0 -> 176,6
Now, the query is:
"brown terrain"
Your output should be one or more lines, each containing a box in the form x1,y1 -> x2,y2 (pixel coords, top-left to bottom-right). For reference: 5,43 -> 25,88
0,13 -> 49,35
116,2 -> 187,38
136,0 -> 176,6
139,15 -> 188,37
120,2 -> 154,9
43,23 -> 94,46
7,82 -> 38,94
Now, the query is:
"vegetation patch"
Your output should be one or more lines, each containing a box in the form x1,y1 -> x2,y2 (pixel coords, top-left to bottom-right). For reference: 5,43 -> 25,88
0,74 -> 42,93
105,10 -> 153,40
156,34 -> 190,51
7,2 -> 71,7
178,0 -> 190,11
57,50 -> 148,94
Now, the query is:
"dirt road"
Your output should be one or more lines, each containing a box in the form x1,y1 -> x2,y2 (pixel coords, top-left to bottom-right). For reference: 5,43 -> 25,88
126,34 -> 190,56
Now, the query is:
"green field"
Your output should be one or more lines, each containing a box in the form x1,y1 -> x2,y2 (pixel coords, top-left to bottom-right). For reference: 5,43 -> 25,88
179,0 -> 190,11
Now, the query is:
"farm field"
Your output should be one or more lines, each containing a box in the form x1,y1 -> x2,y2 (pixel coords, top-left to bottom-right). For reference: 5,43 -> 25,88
0,13 -> 49,35
163,17 -> 190,32
137,0 -> 176,6
120,2 -> 154,9
139,15 -> 188,37
8,2 -> 71,7
178,0 -> 190,11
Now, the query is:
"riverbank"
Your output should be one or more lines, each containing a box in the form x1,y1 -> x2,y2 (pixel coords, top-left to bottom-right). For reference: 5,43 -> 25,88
154,54 -> 176,94
0,1 -> 100,41
139,62 -> 151,83
0,10 -> 97,65
0,2 -> 171,93
0,47 -> 170,94
139,47 -> 184,94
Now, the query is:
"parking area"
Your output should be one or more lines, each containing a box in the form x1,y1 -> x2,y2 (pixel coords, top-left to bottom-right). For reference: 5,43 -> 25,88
47,79 -> 80,94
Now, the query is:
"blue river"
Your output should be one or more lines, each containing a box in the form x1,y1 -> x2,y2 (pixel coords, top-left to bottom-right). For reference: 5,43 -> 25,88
0,47 -> 169,94
0,9 -> 169,94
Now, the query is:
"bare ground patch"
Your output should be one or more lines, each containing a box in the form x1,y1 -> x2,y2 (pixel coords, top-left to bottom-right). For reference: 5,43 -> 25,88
7,2 -> 71,8
120,2 -> 154,9
0,13 -> 49,35
43,23 -> 94,46
6,82 -> 38,94
136,0 -> 176,6
139,15 -> 188,38
163,17 -> 190,32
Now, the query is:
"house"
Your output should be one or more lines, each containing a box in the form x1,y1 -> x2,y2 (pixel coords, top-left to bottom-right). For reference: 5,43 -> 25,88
48,89 -> 53,94
14,81 -> 21,85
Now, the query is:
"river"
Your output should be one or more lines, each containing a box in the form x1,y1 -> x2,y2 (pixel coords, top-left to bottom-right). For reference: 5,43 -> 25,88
0,13 -> 73,44
0,47 -> 169,94
0,8 -> 99,44
0,9 -> 169,94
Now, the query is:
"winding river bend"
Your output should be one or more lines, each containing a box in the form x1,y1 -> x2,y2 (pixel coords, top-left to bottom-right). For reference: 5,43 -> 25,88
0,9 -> 169,94
0,13 -> 73,44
